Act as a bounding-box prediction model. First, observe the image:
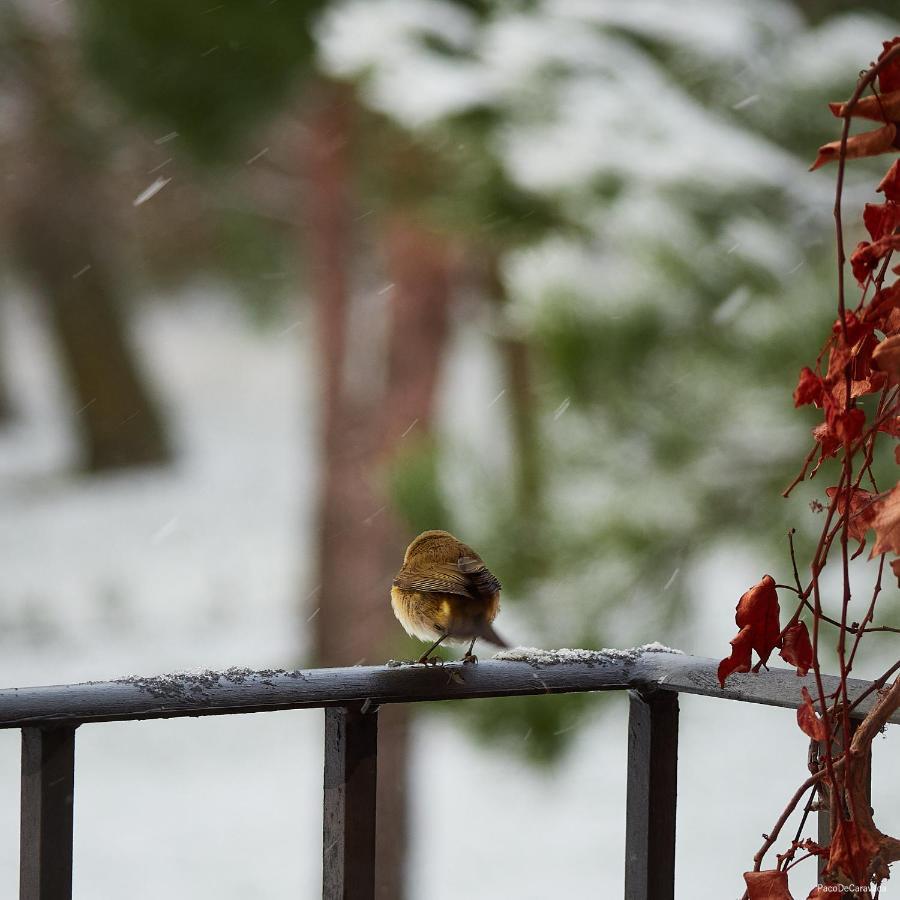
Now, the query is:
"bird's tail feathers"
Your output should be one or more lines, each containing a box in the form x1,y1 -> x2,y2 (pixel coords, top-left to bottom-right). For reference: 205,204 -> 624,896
477,620 -> 508,648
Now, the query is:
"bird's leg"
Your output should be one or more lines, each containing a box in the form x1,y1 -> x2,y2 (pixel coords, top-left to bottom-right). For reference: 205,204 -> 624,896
418,633 -> 449,664
462,638 -> 478,665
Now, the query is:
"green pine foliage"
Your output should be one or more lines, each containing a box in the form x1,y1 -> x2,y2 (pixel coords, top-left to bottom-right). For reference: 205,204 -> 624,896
78,0 -> 327,160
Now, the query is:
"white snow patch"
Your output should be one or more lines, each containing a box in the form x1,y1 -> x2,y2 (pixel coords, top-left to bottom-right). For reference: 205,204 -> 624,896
317,0 -> 486,127
558,0 -> 800,63
782,13 -> 899,88
493,642 -> 683,665
318,0 -> 807,193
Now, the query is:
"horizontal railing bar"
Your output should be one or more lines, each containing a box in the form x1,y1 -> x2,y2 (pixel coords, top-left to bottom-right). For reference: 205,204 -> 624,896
0,651 -> 896,729
634,652 -> 896,719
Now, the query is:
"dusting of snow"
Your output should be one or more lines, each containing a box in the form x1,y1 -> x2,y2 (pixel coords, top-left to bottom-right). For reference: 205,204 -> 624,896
113,666 -> 309,699
493,642 -> 683,666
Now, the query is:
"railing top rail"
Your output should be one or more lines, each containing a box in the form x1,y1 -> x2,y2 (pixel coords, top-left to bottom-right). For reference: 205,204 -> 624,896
0,648 -> 895,729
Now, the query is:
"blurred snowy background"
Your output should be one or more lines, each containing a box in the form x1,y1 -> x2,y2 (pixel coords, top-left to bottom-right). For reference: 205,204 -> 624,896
0,1 -> 899,897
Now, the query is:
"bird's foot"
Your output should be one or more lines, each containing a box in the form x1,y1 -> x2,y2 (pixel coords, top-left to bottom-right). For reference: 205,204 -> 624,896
462,653 -> 478,665
418,654 -> 443,666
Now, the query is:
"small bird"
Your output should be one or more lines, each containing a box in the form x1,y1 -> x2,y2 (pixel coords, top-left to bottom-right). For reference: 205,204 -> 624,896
391,529 -> 508,664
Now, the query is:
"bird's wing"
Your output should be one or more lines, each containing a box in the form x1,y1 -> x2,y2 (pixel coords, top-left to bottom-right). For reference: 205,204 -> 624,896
457,556 -> 502,598
392,562 -> 475,598
393,557 -> 502,601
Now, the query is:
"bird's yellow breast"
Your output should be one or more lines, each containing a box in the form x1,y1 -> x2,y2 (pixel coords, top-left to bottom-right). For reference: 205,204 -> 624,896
391,586 -> 448,642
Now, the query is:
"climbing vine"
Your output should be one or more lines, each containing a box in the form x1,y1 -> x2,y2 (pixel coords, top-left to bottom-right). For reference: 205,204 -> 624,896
717,38 -> 900,900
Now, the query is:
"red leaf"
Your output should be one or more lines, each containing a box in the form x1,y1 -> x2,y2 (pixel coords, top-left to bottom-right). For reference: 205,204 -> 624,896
736,575 -> 781,664
878,158 -> 900,202
850,372 -> 887,400
862,282 -> 900,327
743,870 -> 794,900
851,241 -> 877,285
812,422 -> 840,461
829,90 -> 900,123
891,557 -> 900,587
839,408 -> 866,443
718,576 -> 781,687
883,302 -> 900,335
825,485 -> 878,550
810,123 -> 898,170
867,232 -> 900,266
797,686 -> 828,741
717,625 -> 753,687
848,237 -> 900,286
857,373 -> 880,399
825,817 -> 880,885
806,889 -> 829,899
878,37 -> 900,94
872,333 -> 900,380
869,483 -> 900,557
825,342 -> 852,384
779,622 -> 812,676
863,200 -> 900,240
831,310 -> 873,349
823,397 -> 866,445
793,367 -> 824,407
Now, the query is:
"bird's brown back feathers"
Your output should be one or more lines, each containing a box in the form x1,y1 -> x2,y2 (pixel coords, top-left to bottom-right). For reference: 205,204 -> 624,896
394,530 -> 501,603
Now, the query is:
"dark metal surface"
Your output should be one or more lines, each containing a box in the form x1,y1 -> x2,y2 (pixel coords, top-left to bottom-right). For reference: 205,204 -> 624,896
20,727 -> 76,900
323,705 -> 378,900
625,691 -> 678,900
637,653 -> 894,721
0,651 -> 895,729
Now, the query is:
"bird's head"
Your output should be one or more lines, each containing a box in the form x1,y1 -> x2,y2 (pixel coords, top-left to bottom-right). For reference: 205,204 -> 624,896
402,529 -> 461,564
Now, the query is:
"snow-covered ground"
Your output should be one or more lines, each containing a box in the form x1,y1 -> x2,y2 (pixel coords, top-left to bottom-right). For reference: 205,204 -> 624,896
0,294 -> 896,899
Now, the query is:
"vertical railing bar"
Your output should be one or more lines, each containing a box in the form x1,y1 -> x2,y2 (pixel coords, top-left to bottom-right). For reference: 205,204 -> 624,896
323,704 -> 378,900
624,689 -> 678,900
20,726 -> 77,900
817,721 -> 871,882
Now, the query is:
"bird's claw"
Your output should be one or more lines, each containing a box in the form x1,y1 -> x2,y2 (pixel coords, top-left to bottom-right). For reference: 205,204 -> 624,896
462,653 -> 478,665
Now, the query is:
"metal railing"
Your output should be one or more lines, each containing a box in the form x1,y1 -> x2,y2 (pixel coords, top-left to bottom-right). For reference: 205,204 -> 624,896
2,648 -> 897,899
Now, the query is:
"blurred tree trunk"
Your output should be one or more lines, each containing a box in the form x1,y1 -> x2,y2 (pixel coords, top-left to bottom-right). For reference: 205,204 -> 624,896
7,20 -> 170,471
303,82 -> 453,900
13,191 -> 172,470
381,220 -> 453,444
305,83 -> 404,900
375,217 -> 453,897
0,303 -> 14,425
486,254 -> 542,530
